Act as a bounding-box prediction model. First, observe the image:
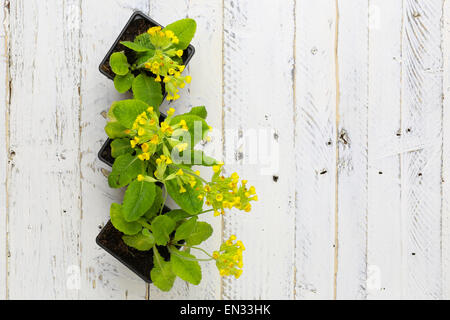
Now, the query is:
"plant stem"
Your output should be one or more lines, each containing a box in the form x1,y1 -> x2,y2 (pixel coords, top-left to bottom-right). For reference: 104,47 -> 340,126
186,209 -> 214,218
168,246 -> 213,262
190,246 -> 215,259
159,182 -> 168,215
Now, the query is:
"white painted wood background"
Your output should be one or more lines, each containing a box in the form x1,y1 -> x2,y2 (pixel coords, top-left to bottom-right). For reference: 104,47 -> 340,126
1,0 -> 450,300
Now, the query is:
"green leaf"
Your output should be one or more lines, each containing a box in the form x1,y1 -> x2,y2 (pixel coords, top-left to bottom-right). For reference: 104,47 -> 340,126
144,186 -> 163,220
132,74 -> 163,110
188,106 -> 207,119
165,178 -> 204,215
122,229 -> 156,251
150,215 -> 176,246
151,248 -> 176,291
105,121 -> 128,139
123,180 -> 156,222
170,250 -> 202,285
134,33 -> 155,50
108,154 -> 144,188
170,114 -> 209,148
114,72 -> 135,93
110,52 -> 129,76
186,221 -> 213,246
165,209 -> 191,223
174,217 -> 198,241
110,138 -> 133,158
112,99 -> 150,129
164,19 -> 197,50
110,203 -> 142,235
121,40 -> 152,52
165,177 -> 203,214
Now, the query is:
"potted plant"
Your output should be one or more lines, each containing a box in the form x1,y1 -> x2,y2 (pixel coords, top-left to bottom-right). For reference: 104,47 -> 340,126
96,14 -> 258,291
98,11 -> 195,166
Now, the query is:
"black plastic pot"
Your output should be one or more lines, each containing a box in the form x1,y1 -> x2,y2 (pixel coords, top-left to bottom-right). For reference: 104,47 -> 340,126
98,10 -> 196,166
96,206 -> 172,283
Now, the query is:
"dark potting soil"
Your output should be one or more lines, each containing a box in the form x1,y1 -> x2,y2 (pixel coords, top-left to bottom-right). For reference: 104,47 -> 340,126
96,220 -> 171,283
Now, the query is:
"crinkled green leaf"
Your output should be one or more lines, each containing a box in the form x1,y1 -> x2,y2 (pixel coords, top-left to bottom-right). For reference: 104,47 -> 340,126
186,221 -> 213,246
110,51 -> 129,76
112,99 -> 150,129
132,74 -> 163,111
151,248 -> 175,291
123,180 -> 156,222
165,178 -> 203,215
164,19 -> 197,50
188,106 -> 207,119
114,72 -> 135,93
110,138 -> 133,158
174,217 -> 198,241
134,33 -> 155,50
108,154 -> 145,188
122,229 -> 155,251
110,203 -> 142,235
105,121 -> 128,139
170,250 -> 202,285
144,186 -> 163,221
150,215 -> 176,246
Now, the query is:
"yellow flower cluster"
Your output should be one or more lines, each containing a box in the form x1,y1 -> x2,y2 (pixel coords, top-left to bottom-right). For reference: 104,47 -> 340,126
174,168 -> 201,194
142,27 -> 191,101
201,164 -> 258,216
213,235 -> 245,279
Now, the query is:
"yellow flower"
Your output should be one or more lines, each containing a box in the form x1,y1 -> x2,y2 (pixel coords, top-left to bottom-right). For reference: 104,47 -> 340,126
155,75 -> 161,82
249,186 -> 256,195
167,108 -> 175,116
150,134 -> 159,144
213,165 -> 221,173
166,158 -> 173,165
176,50 -> 183,57
141,143 -> 149,153
216,194 -> 223,202
186,75 -> 192,83
176,169 -> 184,176
165,30 -> 174,38
168,68 -> 175,75
179,65 -> 185,72
197,194 -> 204,200
179,186 -> 186,193
147,107 -> 154,113
204,185 -> 211,192
189,180 -> 197,188
130,140 -> 137,148
137,175 -> 145,182
138,128 -> 145,136
244,203 -> 251,212
172,36 -> 179,44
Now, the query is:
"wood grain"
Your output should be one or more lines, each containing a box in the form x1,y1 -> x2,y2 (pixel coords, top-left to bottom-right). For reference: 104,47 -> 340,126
294,0 -> 337,300
367,0 -> 403,299
222,0 -> 296,299
400,0 -> 443,299
0,0 -> 9,300
335,0 -> 369,299
7,0 -> 82,299
442,0 -> 450,300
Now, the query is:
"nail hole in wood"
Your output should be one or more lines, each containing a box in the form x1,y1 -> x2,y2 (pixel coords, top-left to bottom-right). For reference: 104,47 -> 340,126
273,175 -> 279,182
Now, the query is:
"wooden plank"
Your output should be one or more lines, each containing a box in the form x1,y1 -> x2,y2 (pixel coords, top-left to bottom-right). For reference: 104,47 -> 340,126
0,0 -> 9,300
7,0 -> 81,299
366,0 -> 403,299
400,0 -> 443,299
148,0 -> 223,300
79,0 -> 150,299
222,0 -> 296,299
293,0 -> 337,300
335,0 -> 369,299
442,0 -> 450,300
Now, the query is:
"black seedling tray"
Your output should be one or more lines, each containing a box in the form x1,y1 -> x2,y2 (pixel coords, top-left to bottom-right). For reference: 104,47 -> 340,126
98,11 -> 195,167
96,206 -> 172,283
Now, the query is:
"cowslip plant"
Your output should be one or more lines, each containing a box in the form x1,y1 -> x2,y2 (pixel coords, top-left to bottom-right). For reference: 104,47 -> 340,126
104,94 -> 257,291
109,19 -> 196,101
